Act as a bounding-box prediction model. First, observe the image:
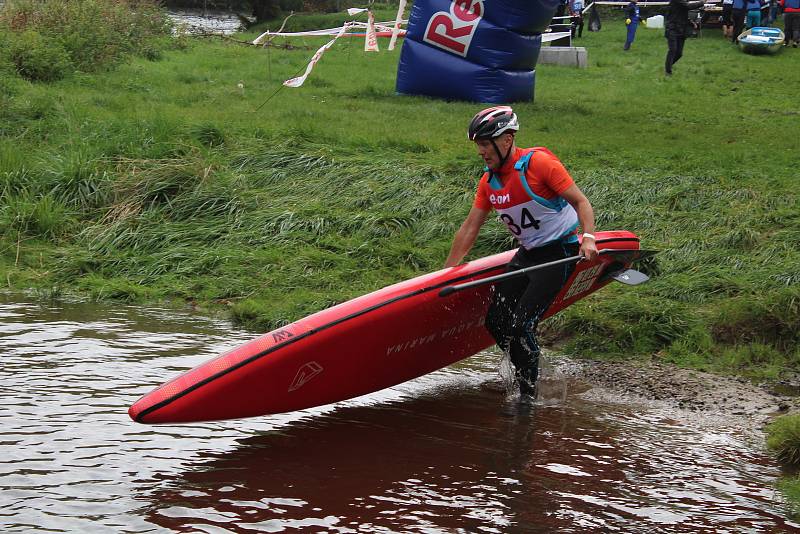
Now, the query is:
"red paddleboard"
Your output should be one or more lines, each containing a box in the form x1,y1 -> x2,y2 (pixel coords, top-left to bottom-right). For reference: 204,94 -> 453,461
130,230 -> 646,424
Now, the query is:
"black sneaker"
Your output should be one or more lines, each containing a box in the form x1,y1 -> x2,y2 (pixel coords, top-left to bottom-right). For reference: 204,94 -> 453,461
518,378 -> 536,398
518,393 -> 536,407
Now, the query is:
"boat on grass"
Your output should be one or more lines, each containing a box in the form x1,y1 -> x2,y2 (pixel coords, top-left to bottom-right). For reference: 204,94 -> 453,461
738,27 -> 785,54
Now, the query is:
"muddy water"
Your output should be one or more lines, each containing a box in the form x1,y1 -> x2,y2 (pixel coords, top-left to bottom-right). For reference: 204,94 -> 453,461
1,296 -> 798,533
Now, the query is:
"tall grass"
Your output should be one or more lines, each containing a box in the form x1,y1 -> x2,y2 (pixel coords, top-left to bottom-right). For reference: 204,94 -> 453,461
0,16 -> 798,368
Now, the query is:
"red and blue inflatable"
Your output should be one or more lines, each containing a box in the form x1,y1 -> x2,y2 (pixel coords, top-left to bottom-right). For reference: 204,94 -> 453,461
396,0 -> 560,103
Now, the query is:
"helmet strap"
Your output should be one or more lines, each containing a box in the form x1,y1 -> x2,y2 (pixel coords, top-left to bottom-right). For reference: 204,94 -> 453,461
490,137 -> 514,170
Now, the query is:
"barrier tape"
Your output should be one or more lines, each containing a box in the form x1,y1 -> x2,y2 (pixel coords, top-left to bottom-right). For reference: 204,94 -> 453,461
283,22 -> 353,88
253,20 -> 407,42
389,0 -> 408,50
365,10 -> 380,52
582,1 -> 671,14
542,31 -> 572,42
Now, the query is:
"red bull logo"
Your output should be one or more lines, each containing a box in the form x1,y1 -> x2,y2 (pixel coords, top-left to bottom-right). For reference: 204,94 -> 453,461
423,0 -> 484,56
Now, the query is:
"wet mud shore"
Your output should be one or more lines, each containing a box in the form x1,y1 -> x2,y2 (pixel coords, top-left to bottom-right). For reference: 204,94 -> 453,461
553,355 -> 799,428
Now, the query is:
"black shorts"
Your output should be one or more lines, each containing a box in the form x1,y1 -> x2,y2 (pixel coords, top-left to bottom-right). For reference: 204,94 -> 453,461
722,5 -> 733,24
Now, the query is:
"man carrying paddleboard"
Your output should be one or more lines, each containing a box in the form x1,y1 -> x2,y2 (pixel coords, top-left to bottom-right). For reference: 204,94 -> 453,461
444,106 -> 597,400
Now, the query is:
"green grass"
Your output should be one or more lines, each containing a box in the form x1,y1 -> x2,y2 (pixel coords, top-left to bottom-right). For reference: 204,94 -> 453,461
1,14 -> 799,379
766,413 -> 800,518
779,476 -> 800,519
767,414 -> 800,467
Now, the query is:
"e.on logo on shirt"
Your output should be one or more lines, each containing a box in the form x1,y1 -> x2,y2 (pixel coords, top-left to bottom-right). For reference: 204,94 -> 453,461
489,192 -> 511,205
423,0 -> 484,57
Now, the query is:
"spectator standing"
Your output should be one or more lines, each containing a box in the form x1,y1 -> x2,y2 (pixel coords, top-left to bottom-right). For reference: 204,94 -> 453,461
731,0 -> 748,41
722,0 -> 735,37
665,0 -> 705,75
783,0 -> 800,46
571,0 -> 585,38
746,0 -> 763,27
765,0 -> 778,24
624,0 -> 643,49
556,0 -> 569,18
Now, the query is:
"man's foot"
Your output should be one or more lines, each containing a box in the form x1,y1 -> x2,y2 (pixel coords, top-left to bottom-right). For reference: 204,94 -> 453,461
518,392 -> 536,407
519,379 -> 537,399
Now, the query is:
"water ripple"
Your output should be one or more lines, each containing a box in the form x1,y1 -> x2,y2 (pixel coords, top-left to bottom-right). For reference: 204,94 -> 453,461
0,296 -> 797,532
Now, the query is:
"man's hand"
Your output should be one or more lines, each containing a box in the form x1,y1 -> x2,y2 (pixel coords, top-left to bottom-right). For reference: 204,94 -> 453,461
559,184 -> 597,262
580,237 -> 599,262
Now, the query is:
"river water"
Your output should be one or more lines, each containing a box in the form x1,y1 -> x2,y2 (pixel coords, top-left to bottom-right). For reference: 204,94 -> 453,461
167,9 -> 247,35
1,296 -> 798,533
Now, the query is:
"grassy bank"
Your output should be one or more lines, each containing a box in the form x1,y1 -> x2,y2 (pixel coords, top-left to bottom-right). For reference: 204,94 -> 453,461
1,8 -> 799,381
767,414 -> 800,518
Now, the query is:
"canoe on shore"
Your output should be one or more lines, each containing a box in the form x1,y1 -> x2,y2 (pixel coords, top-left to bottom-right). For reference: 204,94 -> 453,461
738,27 -> 785,54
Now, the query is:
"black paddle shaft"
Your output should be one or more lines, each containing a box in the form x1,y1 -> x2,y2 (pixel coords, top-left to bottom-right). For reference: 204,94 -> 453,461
438,252 -> 610,298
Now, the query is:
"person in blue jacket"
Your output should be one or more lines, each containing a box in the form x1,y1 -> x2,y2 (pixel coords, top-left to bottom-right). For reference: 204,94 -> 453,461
624,0 -> 643,50
731,0 -> 748,41
746,0 -> 763,27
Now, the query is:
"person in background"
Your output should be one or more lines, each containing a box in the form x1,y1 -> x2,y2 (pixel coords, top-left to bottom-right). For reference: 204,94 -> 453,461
665,0 -> 706,74
571,0 -> 585,38
746,0 -> 764,27
731,0 -> 748,41
688,6 -> 703,36
445,107 -> 598,401
721,0 -> 735,37
624,0 -> 643,50
765,0 -> 778,24
556,0 -> 569,18
782,0 -> 800,46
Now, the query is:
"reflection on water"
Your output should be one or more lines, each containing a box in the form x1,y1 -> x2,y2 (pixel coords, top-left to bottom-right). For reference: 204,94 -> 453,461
0,296 -> 797,532
167,9 -> 247,35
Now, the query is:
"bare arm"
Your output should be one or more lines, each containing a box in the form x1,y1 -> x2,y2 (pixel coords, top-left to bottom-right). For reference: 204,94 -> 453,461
444,207 -> 490,267
560,184 -> 598,261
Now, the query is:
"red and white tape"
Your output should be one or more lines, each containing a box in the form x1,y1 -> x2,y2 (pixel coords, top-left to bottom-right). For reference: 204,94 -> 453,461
283,22 -> 352,88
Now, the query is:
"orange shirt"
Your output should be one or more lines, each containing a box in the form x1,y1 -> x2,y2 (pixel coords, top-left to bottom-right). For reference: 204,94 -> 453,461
474,147 -> 575,211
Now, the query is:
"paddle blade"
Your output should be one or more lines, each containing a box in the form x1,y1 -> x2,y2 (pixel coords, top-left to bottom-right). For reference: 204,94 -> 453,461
609,268 -> 649,286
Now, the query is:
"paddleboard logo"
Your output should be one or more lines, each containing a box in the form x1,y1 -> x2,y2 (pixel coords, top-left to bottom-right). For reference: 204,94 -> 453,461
272,329 -> 294,343
385,316 -> 486,356
563,263 -> 604,300
288,361 -> 323,392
